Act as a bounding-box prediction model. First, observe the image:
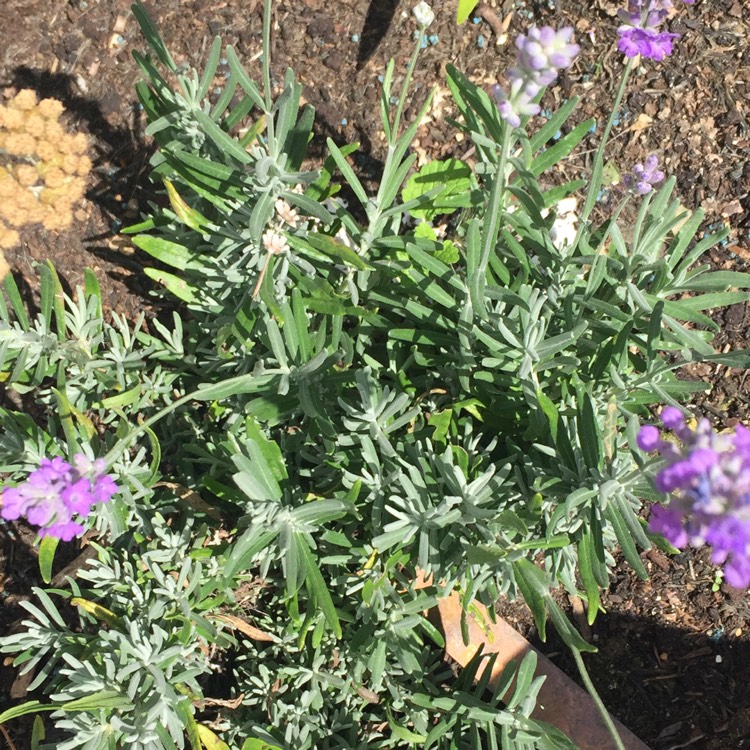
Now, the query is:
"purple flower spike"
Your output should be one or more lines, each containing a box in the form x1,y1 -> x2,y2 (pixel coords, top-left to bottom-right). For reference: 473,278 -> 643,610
624,153 -> 665,195
641,413 -> 750,589
493,25 -> 579,128
1,454 -> 117,541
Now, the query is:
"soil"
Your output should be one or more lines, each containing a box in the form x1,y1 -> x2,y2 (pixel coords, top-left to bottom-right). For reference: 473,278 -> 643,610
1,0 -> 749,748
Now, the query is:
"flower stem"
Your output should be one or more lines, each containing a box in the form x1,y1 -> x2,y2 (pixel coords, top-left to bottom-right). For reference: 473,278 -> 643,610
577,59 -> 634,231
571,647 -> 627,750
391,25 -> 426,142
471,126 -> 512,316
262,0 -> 276,151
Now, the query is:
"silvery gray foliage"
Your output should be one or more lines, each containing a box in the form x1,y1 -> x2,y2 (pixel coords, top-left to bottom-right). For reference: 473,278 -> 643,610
2,0 -> 750,747
0,517 -> 228,750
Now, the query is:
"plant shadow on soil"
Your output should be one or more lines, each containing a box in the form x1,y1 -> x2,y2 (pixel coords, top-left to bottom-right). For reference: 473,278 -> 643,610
541,609 -> 750,748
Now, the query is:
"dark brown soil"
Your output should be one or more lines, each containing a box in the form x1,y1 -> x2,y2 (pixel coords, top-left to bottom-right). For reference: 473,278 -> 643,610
1,0 -> 749,748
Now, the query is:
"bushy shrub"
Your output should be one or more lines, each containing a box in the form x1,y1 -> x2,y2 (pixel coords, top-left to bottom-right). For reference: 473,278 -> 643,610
1,0 -> 746,748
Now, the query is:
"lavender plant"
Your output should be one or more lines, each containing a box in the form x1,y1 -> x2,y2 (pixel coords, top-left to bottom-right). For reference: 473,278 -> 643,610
0,0 -> 747,747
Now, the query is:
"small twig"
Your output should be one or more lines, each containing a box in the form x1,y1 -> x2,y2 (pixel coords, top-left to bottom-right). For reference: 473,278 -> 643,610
474,3 -> 505,39
252,252 -> 273,299
0,722 -> 19,750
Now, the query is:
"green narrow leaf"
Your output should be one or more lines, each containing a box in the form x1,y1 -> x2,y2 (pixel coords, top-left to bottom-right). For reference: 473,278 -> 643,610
578,524 -> 603,626
226,46 -> 267,111
457,0 -> 480,23
529,97 -> 579,152
0,701 -> 55,724
512,559 -> 548,642
302,233 -> 372,270
144,268 -> 199,303
132,0 -> 177,71
62,690 -> 130,711
223,526 -> 280,582
605,502 -> 649,579
3,271 -> 29,330
163,179 -> 211,232
241,740 -> 283,750
530,118 -> 595,176
297,536 -> 341,638
51,388 -> 78,454
31,715 -> 45,749
326,138 -> 368,207
38,535 -> 59,585
576,391 -> 602,471
197,35 -> 223,101
193,109 -> 252,164
101,383 -> 143,409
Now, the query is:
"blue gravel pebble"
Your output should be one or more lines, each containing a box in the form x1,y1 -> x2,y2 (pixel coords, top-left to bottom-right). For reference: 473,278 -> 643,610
351,34 -> 359,43
477,34 -> 485,49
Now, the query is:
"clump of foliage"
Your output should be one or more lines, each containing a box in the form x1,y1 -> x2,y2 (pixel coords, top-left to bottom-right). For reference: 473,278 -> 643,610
0,0 -> 748,748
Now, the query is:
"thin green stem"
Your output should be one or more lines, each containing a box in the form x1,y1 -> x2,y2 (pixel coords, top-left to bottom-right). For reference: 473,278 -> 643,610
472,126 -> 512,315
391,25 -> 426,143
571,648 -> 627,750
577,59 -> 634,233
102,390 -> 201,470
361,26 -> 427,256
262,0 -> 276,150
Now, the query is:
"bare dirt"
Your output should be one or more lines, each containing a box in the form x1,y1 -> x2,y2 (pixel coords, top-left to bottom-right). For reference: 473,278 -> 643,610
1,0 -> 749,748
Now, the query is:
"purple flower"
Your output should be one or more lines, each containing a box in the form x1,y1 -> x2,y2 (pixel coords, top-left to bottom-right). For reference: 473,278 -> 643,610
616,0 -> 693,61
639,412 -> 750,589
617,25 -> 679,61
624,154 -> 665,195
1,454 -> 117,541
493,25 -> 579,128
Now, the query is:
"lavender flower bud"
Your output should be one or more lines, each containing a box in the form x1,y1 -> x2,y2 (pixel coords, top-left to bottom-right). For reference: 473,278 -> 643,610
493,25 -> 579,129
412,1 -> 434,28
624,154 -> 665,195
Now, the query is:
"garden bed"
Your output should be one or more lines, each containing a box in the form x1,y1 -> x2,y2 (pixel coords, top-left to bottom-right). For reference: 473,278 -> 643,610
1,0 -> 750,747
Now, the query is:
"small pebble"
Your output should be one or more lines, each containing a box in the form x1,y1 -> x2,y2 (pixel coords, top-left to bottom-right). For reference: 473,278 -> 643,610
351,33 -> 359,43
341,118 -> 348,126
477,34 -> 485,49
428,34 -> 439,45
472,16 -> 481,24
716,655 -> 723,663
